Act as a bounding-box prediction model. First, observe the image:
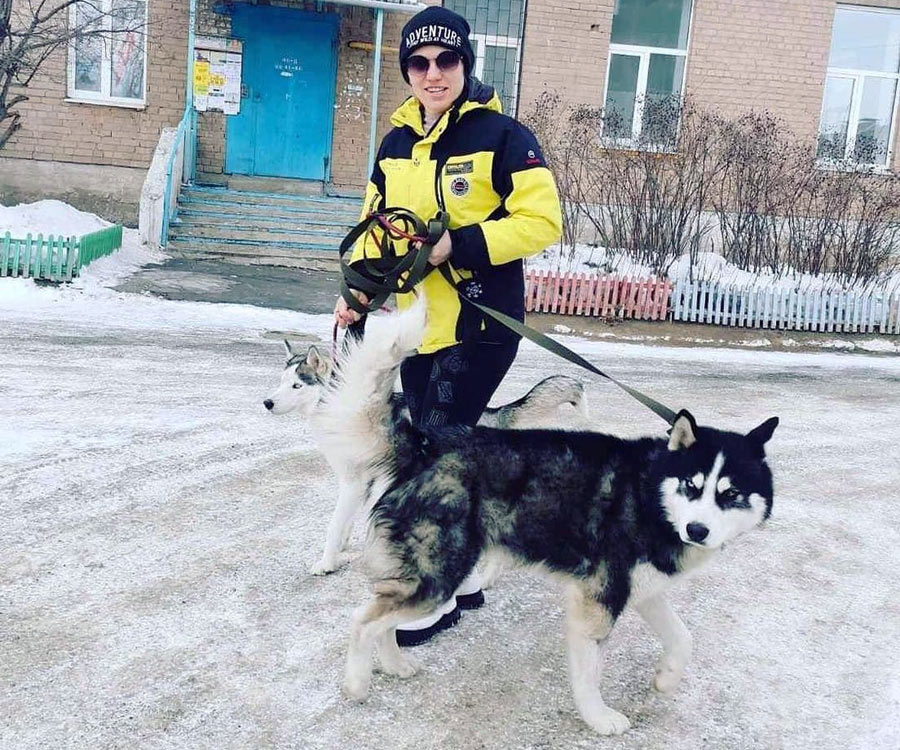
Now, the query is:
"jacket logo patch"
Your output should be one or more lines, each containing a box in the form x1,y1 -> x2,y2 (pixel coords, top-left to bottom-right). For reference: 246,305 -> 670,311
445,161 -> 474,175
450,176 -> 470,197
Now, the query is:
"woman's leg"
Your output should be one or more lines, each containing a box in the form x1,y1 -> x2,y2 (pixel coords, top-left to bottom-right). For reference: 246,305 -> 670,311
399,350 -> 435,427
408,341 -> 519,428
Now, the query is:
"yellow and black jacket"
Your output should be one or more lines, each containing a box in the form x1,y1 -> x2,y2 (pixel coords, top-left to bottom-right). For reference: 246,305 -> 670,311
350,80 -> 562,354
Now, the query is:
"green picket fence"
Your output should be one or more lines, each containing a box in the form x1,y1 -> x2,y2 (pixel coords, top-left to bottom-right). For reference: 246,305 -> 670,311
0,225 -> 124,281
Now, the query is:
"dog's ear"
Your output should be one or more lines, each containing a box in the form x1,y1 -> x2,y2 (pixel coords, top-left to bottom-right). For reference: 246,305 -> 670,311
283,339 -> 294,358
305,345 -> 332,379
667,409 -> 697,451
747,416 -> 779,446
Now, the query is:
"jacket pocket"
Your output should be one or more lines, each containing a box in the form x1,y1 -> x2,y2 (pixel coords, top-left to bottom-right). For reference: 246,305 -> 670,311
441,151 -> 499,228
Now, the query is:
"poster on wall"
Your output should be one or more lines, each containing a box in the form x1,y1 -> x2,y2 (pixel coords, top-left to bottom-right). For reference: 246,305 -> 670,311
223,53 -> 242,115
193,50 -> 210,112
193,36 -> 242,115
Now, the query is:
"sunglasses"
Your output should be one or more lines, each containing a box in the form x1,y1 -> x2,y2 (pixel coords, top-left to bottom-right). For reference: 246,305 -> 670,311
405,50 -> 462,77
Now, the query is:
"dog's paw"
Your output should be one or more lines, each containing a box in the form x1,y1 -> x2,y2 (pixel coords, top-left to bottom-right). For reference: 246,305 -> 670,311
341,676 -> 370,702
310,558 -> 339,576
583,707 -> 631,736
653,658 -> 686,694
377,653 -> 422,679
310,552 -> 354,576
653,665 -> 683,694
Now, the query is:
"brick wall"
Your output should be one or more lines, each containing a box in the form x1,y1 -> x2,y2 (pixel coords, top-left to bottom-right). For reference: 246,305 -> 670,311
3,0 -> 188,168
10,0 -> 894,205
688,0 -> 900,170
685,0 -> 835,144
1,0 -> 421,192
516,0 -> 900,170
517,0 -> 614,122
328,2 -> 437,191
194,0 -> 232,175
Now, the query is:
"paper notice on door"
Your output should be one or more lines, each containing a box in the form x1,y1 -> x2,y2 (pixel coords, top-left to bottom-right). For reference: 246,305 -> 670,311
193,39 -> 242,115
193,56 -> 210,111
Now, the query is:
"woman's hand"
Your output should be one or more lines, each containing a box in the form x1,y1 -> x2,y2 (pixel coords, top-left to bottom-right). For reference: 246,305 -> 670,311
334,290 -> 369,328
416,230 -> 452,266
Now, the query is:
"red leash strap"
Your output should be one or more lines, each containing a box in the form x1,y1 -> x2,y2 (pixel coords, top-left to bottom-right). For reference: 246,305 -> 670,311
373,213 -> 428,244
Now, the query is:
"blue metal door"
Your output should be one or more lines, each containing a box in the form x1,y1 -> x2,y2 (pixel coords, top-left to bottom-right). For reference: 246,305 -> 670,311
226,6 -> 337,180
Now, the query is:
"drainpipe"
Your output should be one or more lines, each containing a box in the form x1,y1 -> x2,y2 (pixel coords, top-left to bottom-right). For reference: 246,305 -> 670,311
367,7 -> 384,179
185,0 -> 197,183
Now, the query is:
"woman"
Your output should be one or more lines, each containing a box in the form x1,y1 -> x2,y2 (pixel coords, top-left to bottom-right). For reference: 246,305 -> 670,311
335,6 -> 562,646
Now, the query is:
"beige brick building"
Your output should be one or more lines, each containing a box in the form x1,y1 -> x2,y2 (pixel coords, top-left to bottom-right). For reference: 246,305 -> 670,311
3,0 -> 900,224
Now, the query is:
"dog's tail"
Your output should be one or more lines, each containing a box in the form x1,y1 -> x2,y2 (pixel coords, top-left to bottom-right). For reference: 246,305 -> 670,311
316,296 -> 427,466
484,374 -> 589,429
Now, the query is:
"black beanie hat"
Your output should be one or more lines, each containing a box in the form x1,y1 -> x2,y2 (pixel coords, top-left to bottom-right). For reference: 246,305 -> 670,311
399,7 -> 475,83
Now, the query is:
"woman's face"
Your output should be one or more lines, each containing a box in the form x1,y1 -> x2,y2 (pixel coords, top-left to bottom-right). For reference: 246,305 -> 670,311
406,44 -> 466,117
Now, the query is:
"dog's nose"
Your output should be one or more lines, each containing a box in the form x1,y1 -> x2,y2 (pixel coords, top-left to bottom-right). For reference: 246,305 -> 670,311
263,399 -> 274,411
686,522 -> 709,543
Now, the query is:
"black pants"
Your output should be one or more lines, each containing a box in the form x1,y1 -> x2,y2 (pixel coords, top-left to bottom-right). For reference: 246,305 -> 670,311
400,341 -> 519,428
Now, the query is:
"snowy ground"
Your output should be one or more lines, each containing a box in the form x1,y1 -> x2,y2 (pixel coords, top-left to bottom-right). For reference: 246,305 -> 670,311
2,204 -> 900,750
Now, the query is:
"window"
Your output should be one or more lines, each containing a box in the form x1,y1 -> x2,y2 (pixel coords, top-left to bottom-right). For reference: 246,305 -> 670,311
444,0 -> 526,116
68,0 -> 148,107
817,5 -> 900,168
602,0 -> 693,145
472,34 -> 521,114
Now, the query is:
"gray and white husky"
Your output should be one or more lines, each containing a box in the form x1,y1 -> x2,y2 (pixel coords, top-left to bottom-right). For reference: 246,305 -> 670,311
263,325 -> 588,575
326,300 -> 779,737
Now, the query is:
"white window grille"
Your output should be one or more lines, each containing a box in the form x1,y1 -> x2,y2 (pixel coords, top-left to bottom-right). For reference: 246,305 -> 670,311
602,0 -> 693,146
817,4 -> 900,169
444,0 -> 526,117
67,0 -> 149,108
472,34 -> 521,115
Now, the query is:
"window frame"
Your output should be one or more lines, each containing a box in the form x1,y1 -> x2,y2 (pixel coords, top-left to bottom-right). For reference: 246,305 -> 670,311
66,0 -> 149,109
600,0 -> 695,148
603,41 -> 694,148
817,5 -> 900,171
471,33 -> 521,116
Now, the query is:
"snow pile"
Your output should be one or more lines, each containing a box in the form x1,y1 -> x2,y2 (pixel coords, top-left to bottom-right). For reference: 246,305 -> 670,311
530,242 -> 900,294
0,199 -> 110,238
0,199 -> 167,297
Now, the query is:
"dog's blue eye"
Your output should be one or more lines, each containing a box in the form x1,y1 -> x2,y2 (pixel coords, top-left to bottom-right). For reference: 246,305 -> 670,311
718,488 -> 748,508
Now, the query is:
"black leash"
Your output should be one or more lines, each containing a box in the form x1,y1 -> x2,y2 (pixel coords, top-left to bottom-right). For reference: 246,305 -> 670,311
338,211 -> 677,426
338,208 -> 449,314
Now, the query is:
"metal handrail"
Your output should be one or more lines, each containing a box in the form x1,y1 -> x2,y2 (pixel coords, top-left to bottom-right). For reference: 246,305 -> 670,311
160,107 -> 193,246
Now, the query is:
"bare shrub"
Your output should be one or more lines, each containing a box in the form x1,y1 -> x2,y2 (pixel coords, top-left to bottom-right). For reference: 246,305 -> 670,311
712,112 -> 900,284
526,91 -> 900,286
522,91 -> 584,255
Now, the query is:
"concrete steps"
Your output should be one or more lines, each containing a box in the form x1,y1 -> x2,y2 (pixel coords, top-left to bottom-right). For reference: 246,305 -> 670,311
168,184 -> 361,270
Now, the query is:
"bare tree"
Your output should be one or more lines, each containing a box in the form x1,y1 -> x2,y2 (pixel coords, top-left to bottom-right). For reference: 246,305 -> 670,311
1,0 -> 145,149
523,91 -> 587,255
526,89 -> 900,285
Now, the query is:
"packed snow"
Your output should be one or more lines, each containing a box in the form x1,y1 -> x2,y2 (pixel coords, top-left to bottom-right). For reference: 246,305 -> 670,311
2,201 -> 899,750
530,241 -> 900,295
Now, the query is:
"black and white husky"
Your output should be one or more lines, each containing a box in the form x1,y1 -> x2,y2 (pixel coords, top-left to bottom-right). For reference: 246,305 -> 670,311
263,324 -> 588,575
328,300 -> 779,736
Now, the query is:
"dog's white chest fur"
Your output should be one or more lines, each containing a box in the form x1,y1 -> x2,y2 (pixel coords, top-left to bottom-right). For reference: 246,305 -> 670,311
628,548 -> 713,606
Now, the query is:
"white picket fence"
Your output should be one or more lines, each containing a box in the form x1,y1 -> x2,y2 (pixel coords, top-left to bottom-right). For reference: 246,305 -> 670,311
671,279 -> 900,334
